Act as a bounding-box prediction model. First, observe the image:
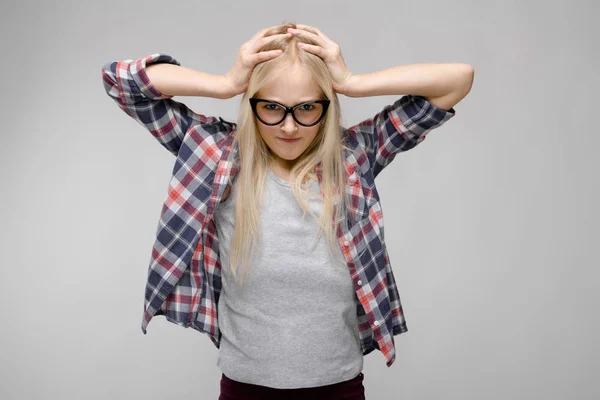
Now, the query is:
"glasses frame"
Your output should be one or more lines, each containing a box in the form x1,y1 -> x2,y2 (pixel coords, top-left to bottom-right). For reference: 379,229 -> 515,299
249,98 -> 330,127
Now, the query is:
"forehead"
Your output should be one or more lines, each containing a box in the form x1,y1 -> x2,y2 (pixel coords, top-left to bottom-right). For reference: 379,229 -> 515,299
258,63 -> 321,105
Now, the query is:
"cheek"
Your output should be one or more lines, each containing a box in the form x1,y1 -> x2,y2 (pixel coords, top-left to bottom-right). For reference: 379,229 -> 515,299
258,126 -> 278,141
308,126 -> 320,138
304,126 -> 321,143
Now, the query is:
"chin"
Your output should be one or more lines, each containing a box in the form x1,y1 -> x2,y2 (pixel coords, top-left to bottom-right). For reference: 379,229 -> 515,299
278,153 -> 302,161
272,147 -> 304,160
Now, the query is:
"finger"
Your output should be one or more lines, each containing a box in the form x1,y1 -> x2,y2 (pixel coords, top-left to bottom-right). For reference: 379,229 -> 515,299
288,27 -> 328,48
251,32 -> 291,52
296,25 -> 337,45
251,25 -> 282,40
295,24 -> 334,44
250,49 -> 283,64
297,43 -> 326,57
294,24 -> 319,35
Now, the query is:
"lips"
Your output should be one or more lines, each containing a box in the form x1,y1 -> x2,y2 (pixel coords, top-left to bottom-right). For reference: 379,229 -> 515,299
278,137 -> 300,142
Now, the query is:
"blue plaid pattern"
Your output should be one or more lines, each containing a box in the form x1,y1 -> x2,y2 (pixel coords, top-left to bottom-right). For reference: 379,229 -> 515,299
102,53 -> 456,367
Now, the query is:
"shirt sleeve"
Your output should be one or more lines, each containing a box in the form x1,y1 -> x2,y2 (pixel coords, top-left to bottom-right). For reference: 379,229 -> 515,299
101,53 -> 234,156
346,95 -> 456,178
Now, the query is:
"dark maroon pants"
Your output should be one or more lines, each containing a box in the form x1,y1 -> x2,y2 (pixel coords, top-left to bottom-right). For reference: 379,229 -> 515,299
218,371 -> 365,400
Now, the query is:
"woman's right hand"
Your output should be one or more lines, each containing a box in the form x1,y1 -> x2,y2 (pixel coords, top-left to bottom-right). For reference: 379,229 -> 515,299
223,26 -> 291,98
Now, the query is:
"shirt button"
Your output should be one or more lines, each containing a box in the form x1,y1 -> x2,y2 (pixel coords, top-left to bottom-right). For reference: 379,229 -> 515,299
357,280 -> 362,285
344,240 -> 350,246
374,320 -> 380,326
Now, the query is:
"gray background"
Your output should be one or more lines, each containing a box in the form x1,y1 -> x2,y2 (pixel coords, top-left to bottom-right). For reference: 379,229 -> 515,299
1,0 -> 598,399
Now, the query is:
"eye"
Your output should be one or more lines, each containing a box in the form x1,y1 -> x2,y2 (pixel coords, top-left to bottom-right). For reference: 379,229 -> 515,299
300,103 -> 315,111
263,103 -> 281,110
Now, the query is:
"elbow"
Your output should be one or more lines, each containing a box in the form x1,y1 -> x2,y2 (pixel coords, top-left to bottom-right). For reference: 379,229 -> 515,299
428,64 -> 474,111
460,64 -> 474,95
101,61 -> 121,99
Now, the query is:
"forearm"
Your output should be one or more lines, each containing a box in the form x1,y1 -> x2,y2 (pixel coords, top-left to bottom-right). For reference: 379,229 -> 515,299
146,63 -> 232,99
346,63 -> 473,98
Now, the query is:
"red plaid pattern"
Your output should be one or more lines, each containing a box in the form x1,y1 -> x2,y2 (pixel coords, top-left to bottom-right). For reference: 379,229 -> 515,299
102,53 -> 456,367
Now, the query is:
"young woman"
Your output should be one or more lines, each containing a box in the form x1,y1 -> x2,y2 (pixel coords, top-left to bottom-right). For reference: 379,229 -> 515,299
102,22 -> 472,400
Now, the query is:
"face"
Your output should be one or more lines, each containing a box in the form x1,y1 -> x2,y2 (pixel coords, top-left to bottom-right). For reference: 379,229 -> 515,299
254,63 -> 323,172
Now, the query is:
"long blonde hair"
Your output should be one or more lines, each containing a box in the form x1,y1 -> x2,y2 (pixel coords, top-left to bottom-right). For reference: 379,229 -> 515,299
227,22 -> 350,292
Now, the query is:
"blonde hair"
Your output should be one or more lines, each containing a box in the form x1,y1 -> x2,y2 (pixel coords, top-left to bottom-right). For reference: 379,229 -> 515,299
228,22 -> 350,292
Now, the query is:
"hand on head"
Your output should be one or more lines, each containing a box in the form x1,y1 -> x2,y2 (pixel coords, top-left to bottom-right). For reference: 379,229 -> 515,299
224,24 -> 355,97
223,25 -> 291,97
287,24 -> 354,95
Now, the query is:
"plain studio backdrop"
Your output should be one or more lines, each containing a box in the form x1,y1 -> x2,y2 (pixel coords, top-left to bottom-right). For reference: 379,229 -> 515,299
1,0 -> 597,399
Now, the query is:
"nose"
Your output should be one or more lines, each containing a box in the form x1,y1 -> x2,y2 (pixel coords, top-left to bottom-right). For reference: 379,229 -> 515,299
280,113 -> 298,134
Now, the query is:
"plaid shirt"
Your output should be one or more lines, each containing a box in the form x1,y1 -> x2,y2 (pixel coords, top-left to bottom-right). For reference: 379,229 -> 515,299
102,53 -> 456,368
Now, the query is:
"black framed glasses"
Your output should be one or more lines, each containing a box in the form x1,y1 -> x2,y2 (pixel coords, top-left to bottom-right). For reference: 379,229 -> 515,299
249,98 -> 330,127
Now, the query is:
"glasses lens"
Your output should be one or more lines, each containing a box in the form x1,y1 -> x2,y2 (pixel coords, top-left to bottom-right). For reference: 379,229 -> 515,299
295,102 -> 324,125
255,102 -> 324,125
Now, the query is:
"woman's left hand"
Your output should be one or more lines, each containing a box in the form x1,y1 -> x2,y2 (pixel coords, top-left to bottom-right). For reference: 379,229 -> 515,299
288,25 -> 355,96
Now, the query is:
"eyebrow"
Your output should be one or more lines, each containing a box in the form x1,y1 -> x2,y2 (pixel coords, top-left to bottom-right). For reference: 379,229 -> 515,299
260,98 -> 320,107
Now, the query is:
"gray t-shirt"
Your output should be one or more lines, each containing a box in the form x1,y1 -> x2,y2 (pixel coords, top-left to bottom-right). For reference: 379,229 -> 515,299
214,167 -> 363,389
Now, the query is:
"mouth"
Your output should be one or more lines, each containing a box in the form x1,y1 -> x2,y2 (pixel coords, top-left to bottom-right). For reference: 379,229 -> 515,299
277,137 -> 300,143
